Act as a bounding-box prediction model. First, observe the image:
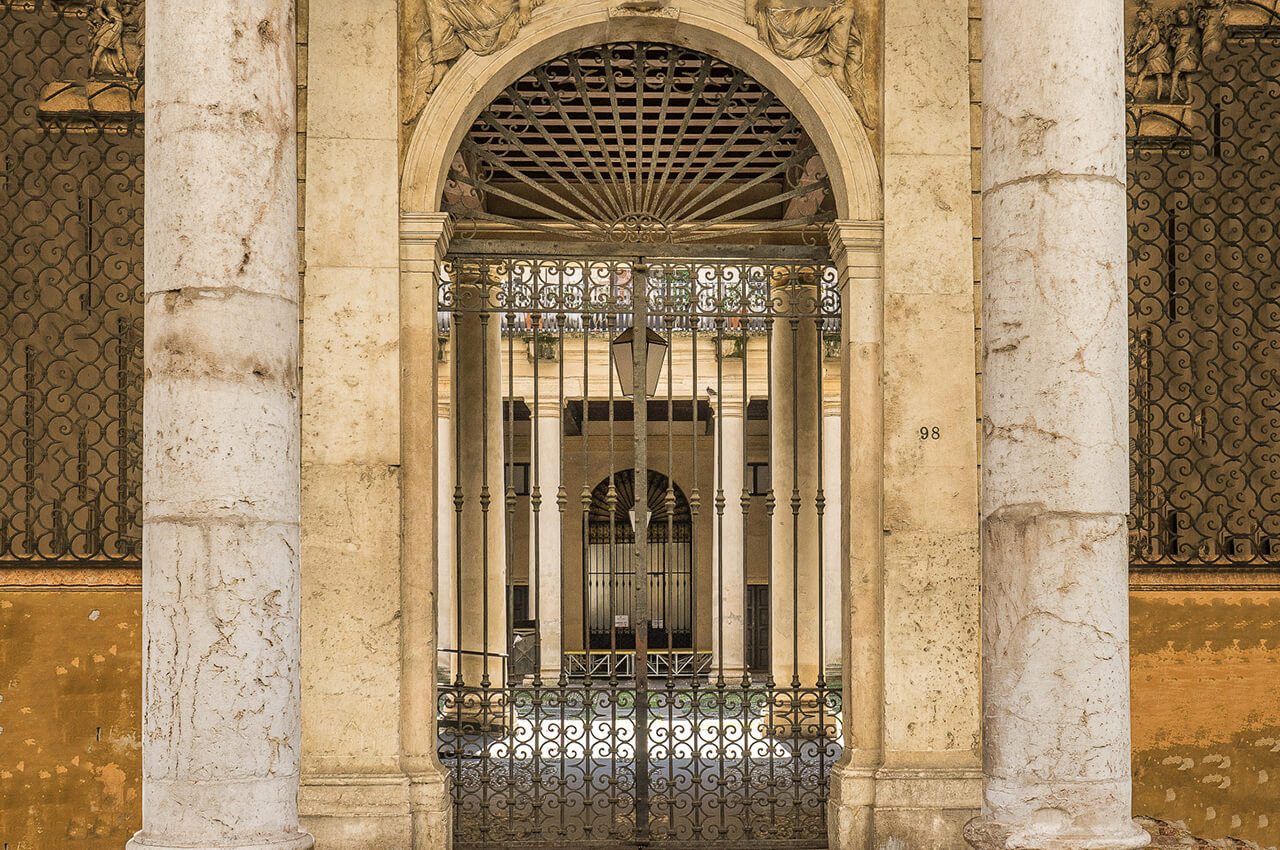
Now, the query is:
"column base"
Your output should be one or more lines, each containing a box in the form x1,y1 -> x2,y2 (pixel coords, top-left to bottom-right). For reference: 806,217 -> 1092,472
300,773 -> 411,850
128,834 -> 314,850
964,816 -> 1151,850
409,770 -> 452,850
827,762 -> 876,850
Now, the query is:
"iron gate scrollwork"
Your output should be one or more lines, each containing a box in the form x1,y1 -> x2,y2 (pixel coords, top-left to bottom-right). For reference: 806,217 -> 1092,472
0,2 -> 144,569
437,254 -> 842,847
1126,16 -> 1280,571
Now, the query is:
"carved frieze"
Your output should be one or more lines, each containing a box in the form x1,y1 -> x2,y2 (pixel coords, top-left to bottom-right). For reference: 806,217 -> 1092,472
1126,0 -> 1279,140
37,0 -> 144,124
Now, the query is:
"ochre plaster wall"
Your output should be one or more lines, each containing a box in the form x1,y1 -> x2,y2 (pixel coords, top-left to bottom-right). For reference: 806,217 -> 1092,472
1130,592 -> 1280,849
0,589 -> 142,849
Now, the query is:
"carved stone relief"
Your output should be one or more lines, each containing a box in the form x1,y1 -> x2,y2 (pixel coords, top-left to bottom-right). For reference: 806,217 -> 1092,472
403,0 -> 544,125
1126,0 -> 1279,139
745,0 -> 873,128
1127,0 -> 1224,104
37,0 -> 144,121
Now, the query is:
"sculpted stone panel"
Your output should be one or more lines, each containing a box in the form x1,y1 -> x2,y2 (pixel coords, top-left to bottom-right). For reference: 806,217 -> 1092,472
403,0 -> 543,125
745,0 -> 873,128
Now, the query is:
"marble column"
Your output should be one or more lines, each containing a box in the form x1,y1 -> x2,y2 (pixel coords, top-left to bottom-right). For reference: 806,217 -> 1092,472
710,396 -> 746,680
768,272 -> 823,690
132,0 -> 312,848
966,2 -> 1148,850
821,398 -> 842,685
452,273 -> 508,699
825,221 -> 884,850
532,401 -> 563,682
400,214 -> 455,849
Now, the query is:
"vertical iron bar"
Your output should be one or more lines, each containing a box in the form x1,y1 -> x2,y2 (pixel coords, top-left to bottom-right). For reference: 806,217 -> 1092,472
505,306 -> 517,842
815,313 -> 826,687
532,309 -> 543,688
632,260 -> 651,843
790,308 -> 801,691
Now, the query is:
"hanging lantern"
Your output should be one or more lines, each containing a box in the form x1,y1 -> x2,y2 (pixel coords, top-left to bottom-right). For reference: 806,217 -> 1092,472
611,326 -> 668,398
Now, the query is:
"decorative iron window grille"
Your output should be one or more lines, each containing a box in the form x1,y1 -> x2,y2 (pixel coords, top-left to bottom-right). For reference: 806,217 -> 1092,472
1,2 -> 144,567
1126,18 -> 1280,570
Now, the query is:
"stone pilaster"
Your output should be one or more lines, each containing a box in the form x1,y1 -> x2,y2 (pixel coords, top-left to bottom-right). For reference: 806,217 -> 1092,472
131,0 -> 312,848
400,213 -> 455,850
825,220 -> 884,850
710,396 -> 746,680
966,2 -> 1149,849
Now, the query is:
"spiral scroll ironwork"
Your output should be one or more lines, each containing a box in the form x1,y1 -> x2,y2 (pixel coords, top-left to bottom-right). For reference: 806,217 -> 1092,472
439,681 -> 841,846
1127,27 -> 1280,570
1,2 -> 143,568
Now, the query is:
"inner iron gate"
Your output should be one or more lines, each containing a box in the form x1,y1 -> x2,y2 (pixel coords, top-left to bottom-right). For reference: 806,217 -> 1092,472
437,255 -> 842,847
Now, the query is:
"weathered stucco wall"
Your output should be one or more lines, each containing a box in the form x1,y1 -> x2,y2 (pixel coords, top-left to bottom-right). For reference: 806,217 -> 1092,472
1130,592 -> 1280,849
0,589 -> 142,849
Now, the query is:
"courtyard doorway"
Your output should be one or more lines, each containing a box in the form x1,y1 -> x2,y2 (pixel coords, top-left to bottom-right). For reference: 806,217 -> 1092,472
435,42 -> 844,847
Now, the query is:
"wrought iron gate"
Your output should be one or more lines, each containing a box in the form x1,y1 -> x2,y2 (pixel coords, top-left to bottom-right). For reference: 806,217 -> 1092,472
437,254 -> 842,847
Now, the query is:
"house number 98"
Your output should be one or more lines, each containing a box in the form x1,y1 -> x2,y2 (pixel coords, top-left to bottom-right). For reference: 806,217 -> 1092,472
919,426 -> 940,440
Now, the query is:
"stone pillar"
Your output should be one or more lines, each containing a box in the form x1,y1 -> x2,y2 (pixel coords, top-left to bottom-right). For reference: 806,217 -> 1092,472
132,0 -> 312,848
710,396 -> 746,680
451,271 -> 508,697
768,272 -> 823,690
825,221 -> 884,850
532,400 -> 563,682
400,214 -> 455,849
966,2 -> 1148,849
821,397 -> 842,685
438,398 -> 454,679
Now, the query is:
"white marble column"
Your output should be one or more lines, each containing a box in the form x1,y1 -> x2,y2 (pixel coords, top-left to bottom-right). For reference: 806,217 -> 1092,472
966,2 -> 1148,849
532,401 -> 563,682
710,397 -> 746,680
132,1 -> 312,848
821,398 -> 842,685
769,273 -> 823,690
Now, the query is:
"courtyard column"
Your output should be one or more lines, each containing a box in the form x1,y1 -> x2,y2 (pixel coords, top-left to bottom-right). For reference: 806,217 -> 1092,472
710,395 -> 746,679
966,2 -> 1148,850
438,395 -> 454,678
768,271 -> 823,689
132,0 -> 312,848
533,397 -> 564,682
825,221 -> 884,850
821,395 -> 842,684
452,269 -> 509,698
401,213 -> 455,848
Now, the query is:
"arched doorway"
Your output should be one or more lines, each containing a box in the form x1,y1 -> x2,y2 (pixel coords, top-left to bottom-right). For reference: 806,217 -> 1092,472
434,40 -> 847,847
585,469 -> 693,657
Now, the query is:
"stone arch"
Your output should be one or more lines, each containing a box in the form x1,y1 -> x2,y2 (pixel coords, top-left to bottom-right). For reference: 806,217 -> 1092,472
399,0 -> 882,221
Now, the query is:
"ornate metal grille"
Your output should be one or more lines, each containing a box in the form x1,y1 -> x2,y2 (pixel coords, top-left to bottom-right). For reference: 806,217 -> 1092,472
438,254 -> 842,847
0,2 -> 144,567
1126,13 -> 1280,571
445,42 -> 835,247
